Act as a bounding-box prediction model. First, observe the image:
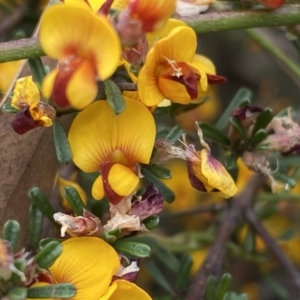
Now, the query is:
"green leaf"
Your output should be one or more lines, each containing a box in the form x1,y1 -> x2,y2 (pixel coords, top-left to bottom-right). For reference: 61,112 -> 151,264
224,153 -> 238,180
242,228 -> 256,254
229,116 -> 248,143
251,129 -> 267,145
11,259 -> 25,285
215,273 -> 232,300
143,215 -> 160,230
223,292 -> 249,300
216,87 -> 252,131
27,283 -> 76,298
28,187 -> 58,227
176,254 -> 193,290
238,98 -> 251,108
145,165 -> 172,179
274,173 -> 296,189
251,108 -> 273,138
113,241 -> 151,257
206,275 -> 217,300
145,261 -> 175,295
63,186 -> 86,216
1,103 -> 19,113
142,168 -> 175,203
104,79 -> 125,114
199,122 -> 231,147
7,287 -> 27,300
39,238 -> 63,249
153,244 -> 180,272
2,220 -> 20,253
165,125 -> 183,143
29,204 -> 44,250
53,119 -> 73,164
28,58 -> 46,87
34,241 -> 62,269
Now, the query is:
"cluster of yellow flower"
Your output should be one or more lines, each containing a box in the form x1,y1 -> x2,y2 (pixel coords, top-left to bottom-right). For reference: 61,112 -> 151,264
4,0 -> 240,298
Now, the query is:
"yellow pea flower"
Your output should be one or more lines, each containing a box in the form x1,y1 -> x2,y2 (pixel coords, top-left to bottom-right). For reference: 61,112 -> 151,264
10,76 -> 55,135
28,237 -> 151,300
40,3 -> 121,110
138,26 -> 225,107
68,97 -> 156,204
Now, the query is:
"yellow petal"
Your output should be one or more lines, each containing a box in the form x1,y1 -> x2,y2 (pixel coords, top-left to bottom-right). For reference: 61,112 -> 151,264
157,77 -> 191,104
102,280 -> 152,300
39,116 -> 53,127
40,6 -> 120,80
49,237 -> 120,300
68,98 -> 156,172
193,149 -> 237,198
0,60 -> 22,93
11,76 -> 40,109
66,60 -> 98,110
138,62 -> 165,106
42,69 -> 59,100
92,175 -> 105,200
108,164 -> 139,196
147,18 -> 186,48
150,26 -> 196,70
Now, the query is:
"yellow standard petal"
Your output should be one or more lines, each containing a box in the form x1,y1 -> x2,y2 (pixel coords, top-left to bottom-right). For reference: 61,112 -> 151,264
68,98 -> 156,172
40,5 -> 120,80
49,237 -> 120,300
101,279 -> 152,300
108,164 -> 139,196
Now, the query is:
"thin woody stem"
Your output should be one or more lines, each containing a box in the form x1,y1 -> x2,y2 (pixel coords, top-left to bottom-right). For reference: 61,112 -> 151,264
0,6 -> 300,62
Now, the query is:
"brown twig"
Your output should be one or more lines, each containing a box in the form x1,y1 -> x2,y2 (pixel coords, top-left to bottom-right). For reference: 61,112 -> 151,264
245,208 -> 300,291
186,175 -> 263,300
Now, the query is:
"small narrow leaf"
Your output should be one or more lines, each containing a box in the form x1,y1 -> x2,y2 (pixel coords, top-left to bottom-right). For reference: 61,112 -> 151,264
216,87 -> 252,131
145,261 -> 175,295
104,79 -> 125,114
251,129 -> 267,145
39,238 -> 63,249
215,273 -> 232,300
27,283 -> 76,298
11,259 -> 25,285
2,220 -> 20,253
251,108 -> 273,138
2,103 -> 20,113
143,215 -> 160,230
238,98 -> 251,108
205,275 -> 217,300
28,187 -> 58,226
153,244 -> 180,272
28,58 -> 46,87
146,165 -> 172,179
113,241 -> 151,257
142,168 -> 175,203
7,287 -> 27,300
34,241 -> 62,269
199,122 -> 231,146
53,119 -> 73,164
63,186 -> 86,216
229,116 -> 248,143
242,228 -> 256,254
176,254 -> 193,290
274,173 -> 296,189
29,204 -> 44,250
165,125 -> 183,143
224,153 -> 238,181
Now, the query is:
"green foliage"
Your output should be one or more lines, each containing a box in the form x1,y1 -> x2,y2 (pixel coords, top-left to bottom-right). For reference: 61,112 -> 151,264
103,79 -> 125,114
113,240 -> 151,257
34,241 -> 62,269
2,220 -> 20,253
53,119 -> 73,164
63,186 -> 86,216
27,283 -> 76,298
